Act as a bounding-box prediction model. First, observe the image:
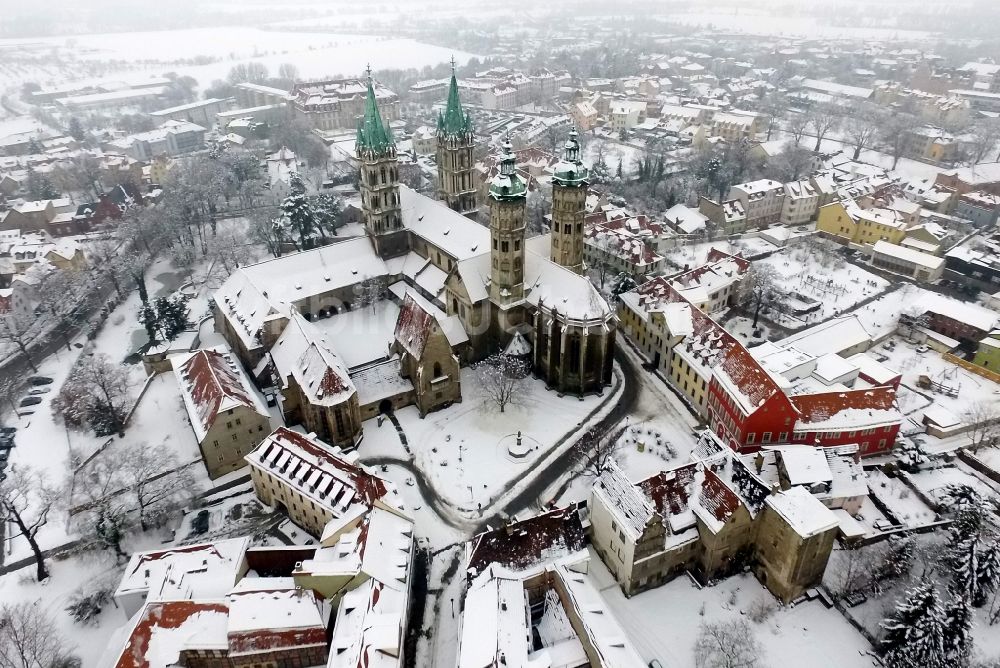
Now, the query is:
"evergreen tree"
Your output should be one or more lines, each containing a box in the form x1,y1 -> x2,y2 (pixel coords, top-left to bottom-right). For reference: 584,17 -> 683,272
975,539 -> 1000,608
942,596 -> 974,666
896,438 -> 930,472
25,166 -> 59,200
312,192 -> 343,239
139,302 -> 158,344
879,583 -> 947,668
611,272 -> 638,296
281,172 -> 315,249
615,158 -> 623,179
67,116 -> 85,142
94,505 -> 127,563
871,535 -> 915,595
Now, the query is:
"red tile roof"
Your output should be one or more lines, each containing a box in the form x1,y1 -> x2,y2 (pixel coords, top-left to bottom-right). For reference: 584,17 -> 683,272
394,293 -> 435,359
699,468 -> 742,525
790,386 -> 898,425
115,600 -> 229,668
639,463 -> 698,516
179,350 -> 260,434
467,504 -> 587,577
717,344 -> 783,412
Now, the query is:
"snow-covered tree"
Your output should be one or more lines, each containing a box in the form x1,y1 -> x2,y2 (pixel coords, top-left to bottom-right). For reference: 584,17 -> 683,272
0,601 -> 78,667
964,401 -> 1000,452
94,502 -> 128,563
943,595 -> 974,666
476,353 -> 528,413
356,276 -> 386,315
939,484 -> 986,516
0,466 -> 58,582
575,425 -> 626,478
120,444 -> 196,531
312,192 -> 343,239
896,438 -> 931,473
693,618 -> 763,668
281,173 -> 316,249
879,583 -> 947,668
871,535 -> 916,596
977,540 -> 1000,609
52,353 -> 132,435
139,295 -> 190,344
0,312 -> 39,372
805,104 -> 841,152
611,272 -> 638,297
740,264 -> 785,328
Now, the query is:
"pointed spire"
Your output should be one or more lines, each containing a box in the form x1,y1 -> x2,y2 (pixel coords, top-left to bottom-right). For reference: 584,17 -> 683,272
357,67 -> 394,157
489,134 -> 527,201
499,135 -> 515,175
438,55 -> 473,140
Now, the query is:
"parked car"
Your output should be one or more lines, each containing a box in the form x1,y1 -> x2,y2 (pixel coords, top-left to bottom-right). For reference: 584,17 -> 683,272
18,396 -> 42,407
26,376 -> 53,386
915,345 -> 929,354
190,509 -> 211,535
28,387 -> 50,396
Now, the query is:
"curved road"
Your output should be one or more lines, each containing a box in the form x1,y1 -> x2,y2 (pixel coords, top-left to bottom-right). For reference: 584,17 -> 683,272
358,345 -> 642,536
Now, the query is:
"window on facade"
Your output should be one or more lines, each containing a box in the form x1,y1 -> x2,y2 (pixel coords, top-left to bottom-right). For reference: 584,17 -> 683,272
226,421 -> 232,429
235,418 -> 241,426
213,440 -> 219,448
746,432 -> 755,444
232,434 -> 238,441
762,432 -> 772,443
334,409 -> 345,435
779,431 -> 788,442
501,240 -> 509,253
514,239 -> 521,251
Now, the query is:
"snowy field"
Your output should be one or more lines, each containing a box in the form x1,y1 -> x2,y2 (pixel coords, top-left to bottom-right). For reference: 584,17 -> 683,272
874,335 -> 1000,429
866,469 -> 937,528
757,241 -> 891,329
664,11 -> 935,41
664,236 -> 782,271
906,465 -> 999,506
0,28 -> 479,88
587,552 -> 878,668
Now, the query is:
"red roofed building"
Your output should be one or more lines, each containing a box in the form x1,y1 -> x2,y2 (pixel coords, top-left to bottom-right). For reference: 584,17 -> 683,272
110,588 -> 328,668
392,293 -> 462,416
708,344 -> 901,457
245,427 -> 403,539
173,347 -> 272,479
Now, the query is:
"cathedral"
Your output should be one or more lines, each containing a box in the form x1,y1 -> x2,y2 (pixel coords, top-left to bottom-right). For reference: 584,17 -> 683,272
358,67 -> 617,395
214,67 -> 615,448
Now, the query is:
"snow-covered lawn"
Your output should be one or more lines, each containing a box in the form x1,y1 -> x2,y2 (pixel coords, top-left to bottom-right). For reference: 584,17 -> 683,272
663,236 -> 781,271
361,369 -> 611,510
906,465 -> 999,506
866,470 -> 937,528
586,550 -> 877,668
756,242 -> 891,329
874,335 -> 1000,427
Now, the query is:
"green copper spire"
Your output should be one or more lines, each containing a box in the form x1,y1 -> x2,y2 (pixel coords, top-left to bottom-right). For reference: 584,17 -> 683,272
489,136 -> 527,200
438,56 -> 474,139
357,66 -> 395,157
553,127 -> 589,187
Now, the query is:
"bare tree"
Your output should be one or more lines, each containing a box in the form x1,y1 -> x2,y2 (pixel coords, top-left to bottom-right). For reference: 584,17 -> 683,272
967,118 -> 1000,168
0,601 -> 78,668
52,354 -> 132,436
227,61 -> 269,84
357,276 -> 387,315
740,264 -> 784,328
964,401 -> 1000,452
843,104 -> 883,161
764,143 -> 815,182
119,444 -> 196,532
576,425 -> 626,478
0,313 -> 38,372
879,113 -> 921,170
476,353 -> 528,413
693,619 -> 764,668
0,467 -> 58,582
248,206 -> 284,258
785,113 -> 810,147
806,104 -> 841,152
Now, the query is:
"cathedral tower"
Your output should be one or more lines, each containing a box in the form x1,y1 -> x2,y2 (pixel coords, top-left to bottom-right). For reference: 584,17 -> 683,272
357,69 -> 408,259
488,139 -> 527,305
550,128 -> 589,274
436,61 -> 477,216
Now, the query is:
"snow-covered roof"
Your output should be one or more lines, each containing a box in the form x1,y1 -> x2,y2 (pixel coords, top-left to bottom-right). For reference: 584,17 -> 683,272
593,462 -> 655,541
115,537 -> 250,603
400,185 -> 489,261
225,587 -> 327,654
172,347 -> 269,443
663,203 -> 709,234
871,240 -> 944,270
774,447 -> 833,487
765,486 -> 839,538
111,600 -> 230,668
245,427 -> 403,519
268,312 -> 357,406
921,292 -> 998,333
778,315 -> 873,358
467,505 -> 587,579
790,387 -> 900,432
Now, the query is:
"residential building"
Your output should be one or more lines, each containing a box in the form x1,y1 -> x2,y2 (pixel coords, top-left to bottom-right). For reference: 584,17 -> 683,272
590,436 -> 840,602
173,347 -> 272,479
972,331 -> 1000,371
781,180 -> 820,226
728,180 -> 785,229
571,98 -> 599,131
410,126 -> 436,155
945,238 -> 1000,291
149,97 -> 233,126
663,203 -> 709,237
610,99 -> 648,131
698,196 -> 747,235
234,82 -> 295,108
817,199 -> 907,246
109,120 -> 206,161
955,191 -> 1000,227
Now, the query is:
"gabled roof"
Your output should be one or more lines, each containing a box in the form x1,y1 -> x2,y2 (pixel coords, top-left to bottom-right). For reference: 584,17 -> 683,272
394,293 -> 435,359
467,504 -> 587,578
174,348 -> 269,442
715,344 -> 784,415
790,387 -> 900,431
